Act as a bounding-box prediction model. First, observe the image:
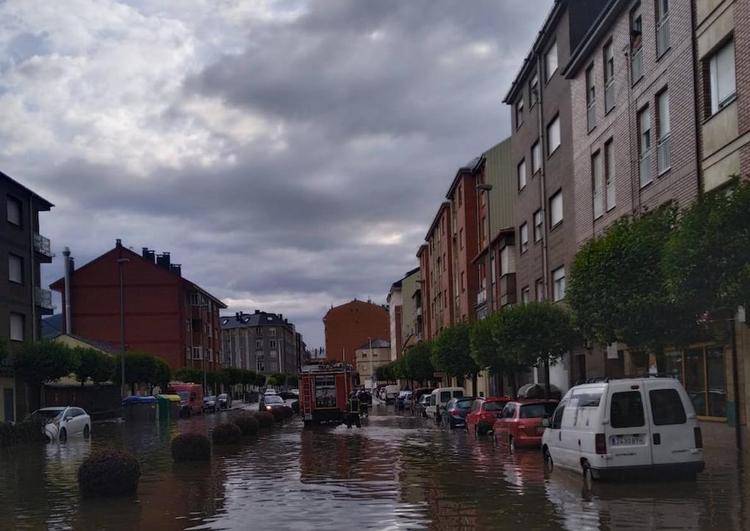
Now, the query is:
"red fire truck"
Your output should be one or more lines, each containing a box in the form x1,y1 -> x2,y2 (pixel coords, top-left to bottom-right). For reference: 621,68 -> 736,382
299,363 -> 359,426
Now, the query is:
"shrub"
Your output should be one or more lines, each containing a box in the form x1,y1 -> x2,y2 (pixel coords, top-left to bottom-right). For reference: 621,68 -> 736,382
78,448 -> 141,498
255,411 -> 274,428
212,423 -> 241,445
171,432 -> 210,462
233,415 -> 259,436
0,417 -> 47,447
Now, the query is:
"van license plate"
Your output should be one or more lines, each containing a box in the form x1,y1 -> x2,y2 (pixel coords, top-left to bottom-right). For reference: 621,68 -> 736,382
610,435 -> 644,446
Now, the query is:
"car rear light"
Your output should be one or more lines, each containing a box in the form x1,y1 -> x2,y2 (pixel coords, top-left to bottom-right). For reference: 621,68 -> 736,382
595,433 -> 607,455
694,427 -> 703,449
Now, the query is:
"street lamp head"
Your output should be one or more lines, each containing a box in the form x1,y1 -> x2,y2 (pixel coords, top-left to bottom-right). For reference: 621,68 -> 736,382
477,184 -> 493,192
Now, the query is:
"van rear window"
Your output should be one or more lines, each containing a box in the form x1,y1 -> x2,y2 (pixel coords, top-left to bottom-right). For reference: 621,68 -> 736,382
610,391 -> 645,428
649,389 -> 687,425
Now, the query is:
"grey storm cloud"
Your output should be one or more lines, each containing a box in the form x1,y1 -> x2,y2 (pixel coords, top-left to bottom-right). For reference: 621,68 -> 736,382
0,0 -> 552,346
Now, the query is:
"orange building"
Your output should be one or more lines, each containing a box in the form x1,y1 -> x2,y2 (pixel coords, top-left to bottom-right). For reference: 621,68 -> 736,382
323,299 -> 389,369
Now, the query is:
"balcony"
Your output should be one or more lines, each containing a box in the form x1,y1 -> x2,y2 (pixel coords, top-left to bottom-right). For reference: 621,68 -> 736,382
656,15 -> 670,57
499,274 -> 517,308
33,233 -> 53,262
639,149 -> 653,188
35,287 -> 54,313
657,135 -> 671,174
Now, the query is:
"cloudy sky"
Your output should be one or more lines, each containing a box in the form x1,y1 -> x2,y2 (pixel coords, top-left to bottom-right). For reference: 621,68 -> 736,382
1,0 -> 552,347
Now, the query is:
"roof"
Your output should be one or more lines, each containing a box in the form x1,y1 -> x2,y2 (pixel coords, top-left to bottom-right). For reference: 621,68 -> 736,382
446,155 -> 485,199
42,314 -> 64,339
220,311 -> 292,329
323,299 -> 388,319
53,334 -> 120,355
355,338 -> 390,350
416,244 -> 428,258
563,0 -> 621,78
424,201 -> 450,240
0,170 -> 54,210
503,0 -> 565,103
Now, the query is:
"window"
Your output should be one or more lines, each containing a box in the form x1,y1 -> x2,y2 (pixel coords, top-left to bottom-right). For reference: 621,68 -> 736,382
256,327 -> 263,336
535,278 -> 545,301
551,400 -> 567,429
532,141 -> 542,174
6,197 -> 21,226
517,159 -> 527,190
630,6 -> 643,82
592,150 -> 604,219
549,190 -> 563,227
520,402 -> 557,419
8,254 -> 23,284
255,339 -> 262,349
638,106 -> 652,187
547,115 -> 561,155
709,40 -> 736,115
586,64 -> 596,131
500,246 -> 514,275
650,389 -> 686,425
656,0 -> 670,57
191,346 -> 202,360
515,97 -> 524,129
490,254 -> 496,285
552,266 -> 566,301
610,391 -> 645,428
269,339 -> 277,349
657,90 -> 671,174
605,140 -> 616,210
545,41 -> 558,81
9,313 -> 24,341
257,356 -> 265,372
521,286 -> 530,304
519,222 -> 529,253
533,209 -> 543,242
603,41 -> 615,112
461,271 -> 465,292
529,72 -> 539,107
269,327 -> 277,336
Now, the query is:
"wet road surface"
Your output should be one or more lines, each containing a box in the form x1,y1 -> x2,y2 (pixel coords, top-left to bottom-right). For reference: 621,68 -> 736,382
0,404 -> 748,530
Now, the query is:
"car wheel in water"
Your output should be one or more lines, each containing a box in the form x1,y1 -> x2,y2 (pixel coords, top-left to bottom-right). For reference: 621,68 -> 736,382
582,461 -> 593,488
59,428 -> 67,443
509,436 -> 515,453
83,425 -> 90,439
543,447 -> 553,473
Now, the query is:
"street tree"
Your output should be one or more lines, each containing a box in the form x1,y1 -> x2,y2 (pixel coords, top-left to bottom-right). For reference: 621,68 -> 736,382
173,367 -> 203,384
469,313 -> 519,397
431,323 -> 478,392
113,351 -> 169,394
12,341 -> 80,411
401,342 -> 434,385
73,348 -> 115,386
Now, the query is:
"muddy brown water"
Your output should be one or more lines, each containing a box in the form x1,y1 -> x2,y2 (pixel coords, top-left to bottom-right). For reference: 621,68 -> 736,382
0,405 -> 747,530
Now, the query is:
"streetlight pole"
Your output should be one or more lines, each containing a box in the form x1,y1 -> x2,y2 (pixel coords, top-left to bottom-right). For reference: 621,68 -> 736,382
117,257 -> 130,398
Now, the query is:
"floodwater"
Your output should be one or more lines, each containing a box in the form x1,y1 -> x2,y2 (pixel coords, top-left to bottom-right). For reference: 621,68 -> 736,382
0,405 -> 748,530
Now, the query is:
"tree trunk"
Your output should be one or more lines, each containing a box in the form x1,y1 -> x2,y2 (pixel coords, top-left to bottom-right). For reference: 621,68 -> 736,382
510,372 -> 517,399
544,359 -> 551,399
472,373 -> 478,397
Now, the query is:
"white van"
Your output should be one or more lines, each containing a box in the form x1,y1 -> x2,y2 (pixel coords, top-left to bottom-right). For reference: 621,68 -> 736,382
425,387 -> 464,420
541,378 -> 704,480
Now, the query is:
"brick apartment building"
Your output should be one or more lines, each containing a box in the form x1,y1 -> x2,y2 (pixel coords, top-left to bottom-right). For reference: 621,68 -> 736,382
220,310 -> 304,376
421,203 -> 454,340
387,267 -> 420,361
50,241 -> 226,371
323,299 -> 389,369
0,172 -> 54,422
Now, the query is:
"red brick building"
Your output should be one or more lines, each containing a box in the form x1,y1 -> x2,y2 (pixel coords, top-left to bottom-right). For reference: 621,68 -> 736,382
423,202 -> 454,339
323,299 -> 389,368
50,240 -> 226,370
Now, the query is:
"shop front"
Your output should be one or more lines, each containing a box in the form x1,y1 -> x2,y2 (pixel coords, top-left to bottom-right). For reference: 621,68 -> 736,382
664,345 -> 728,421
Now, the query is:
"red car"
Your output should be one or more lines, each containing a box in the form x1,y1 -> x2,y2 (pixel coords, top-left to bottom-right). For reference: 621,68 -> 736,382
465,397 -> 511,436
492,400 -> 558,450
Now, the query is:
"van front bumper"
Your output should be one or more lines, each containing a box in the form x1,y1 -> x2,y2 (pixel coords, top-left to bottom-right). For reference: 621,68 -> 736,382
593,461 -> 705,480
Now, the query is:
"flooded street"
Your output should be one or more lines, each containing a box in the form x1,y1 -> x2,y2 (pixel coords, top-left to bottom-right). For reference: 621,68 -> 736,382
1,405 -> 748,530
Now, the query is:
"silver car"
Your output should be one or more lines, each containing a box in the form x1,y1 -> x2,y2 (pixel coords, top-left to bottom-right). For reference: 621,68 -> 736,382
33,406 -> 91,443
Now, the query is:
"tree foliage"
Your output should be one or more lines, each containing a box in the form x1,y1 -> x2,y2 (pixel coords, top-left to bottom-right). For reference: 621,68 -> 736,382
12,341 -> 79,385
400,342 -> 434,383
173,367 -> 203,384
113,351 -> 171,389
73,347 -> 115,386
431,323 -> 478,379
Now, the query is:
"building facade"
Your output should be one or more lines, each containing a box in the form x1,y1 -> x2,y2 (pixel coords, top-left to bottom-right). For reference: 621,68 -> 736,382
50,241 -> 226,371
423,203 -> 454,340
387,267 -> 420,361
323,299 -> 389,369
354,339 -> 390,388
0,171 -> 54,422
387,279 -> 403,361
220,310 -> 302,376
400,268 -> 423,351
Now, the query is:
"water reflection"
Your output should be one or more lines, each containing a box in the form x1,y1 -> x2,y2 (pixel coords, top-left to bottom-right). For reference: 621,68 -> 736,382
0,406 -> 747,530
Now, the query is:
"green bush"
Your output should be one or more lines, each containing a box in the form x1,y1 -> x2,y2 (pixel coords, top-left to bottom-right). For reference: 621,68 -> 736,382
255,411 -> 274,428
0,418 -> 47,447
233,415 -> 259,436
171,432 -> 210,462
212,423 -> 241,445
78,448 -> 141,498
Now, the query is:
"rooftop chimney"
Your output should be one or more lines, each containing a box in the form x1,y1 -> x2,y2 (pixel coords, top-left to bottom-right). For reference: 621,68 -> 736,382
142,248 -> 156,263
169,264 -> 181,276
156,252 -> 171,269
116,239 -> 122,247
255,309 -> 260,314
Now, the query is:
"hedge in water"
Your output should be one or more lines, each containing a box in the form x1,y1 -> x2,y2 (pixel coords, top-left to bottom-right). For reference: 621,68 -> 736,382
212,423 -> 241,445
78,448 -> 141,498
233,415 -> 260,436
171,432 -> 210,462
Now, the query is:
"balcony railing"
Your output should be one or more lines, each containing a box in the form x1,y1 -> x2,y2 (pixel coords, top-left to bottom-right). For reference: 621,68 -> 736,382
639,149 -> 653,188
499,274 -> 517,308
631,47 -> 643,82
604,80 -> 614,113
657,135 -> 671,174
35,287 -> 53,311
33,233 -> 52,259
656,15 -> 670,57
587,100 -> 596,131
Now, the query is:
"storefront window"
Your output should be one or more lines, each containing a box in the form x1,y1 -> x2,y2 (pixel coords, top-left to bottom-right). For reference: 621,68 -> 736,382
707,347 -> 726,417
685,348 -> 706,416
664,346 -> 726,418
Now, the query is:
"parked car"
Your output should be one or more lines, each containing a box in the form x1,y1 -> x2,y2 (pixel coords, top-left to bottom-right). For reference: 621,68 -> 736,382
203,395 -> 218,413
416,394 -> 431,417
217,393 -> 231,410
32,406 -> 91,443
425,387 -> 465,421
442,397 -> 476,428
411,387 -> 434,407
260,394 -> 287,412
396,390 -> 412,410
384,385 -> 400,403
541,378 -> 704,481
264,389 -> 278,396
168,383 -> 204,417
493,399 -> 558,450
465,396 -> 511,436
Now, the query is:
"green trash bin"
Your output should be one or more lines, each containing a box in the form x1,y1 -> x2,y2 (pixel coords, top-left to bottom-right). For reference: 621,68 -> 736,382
157,394 -> 181,420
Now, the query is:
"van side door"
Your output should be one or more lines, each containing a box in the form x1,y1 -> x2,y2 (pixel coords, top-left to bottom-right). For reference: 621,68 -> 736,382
645,380 -> 700,465
604,382 -> 652,468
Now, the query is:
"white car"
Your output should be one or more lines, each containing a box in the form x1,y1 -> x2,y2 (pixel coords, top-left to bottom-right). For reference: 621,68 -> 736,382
542,378 -> 704,480
425,387 -> 465,419
33,406 -> 91,443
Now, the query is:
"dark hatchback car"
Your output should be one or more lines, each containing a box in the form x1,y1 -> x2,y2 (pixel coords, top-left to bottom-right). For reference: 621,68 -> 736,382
442,397 -> 475,428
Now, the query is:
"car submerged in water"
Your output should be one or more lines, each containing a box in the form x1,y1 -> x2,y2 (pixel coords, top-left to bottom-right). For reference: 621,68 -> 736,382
32,406 -> 91,443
